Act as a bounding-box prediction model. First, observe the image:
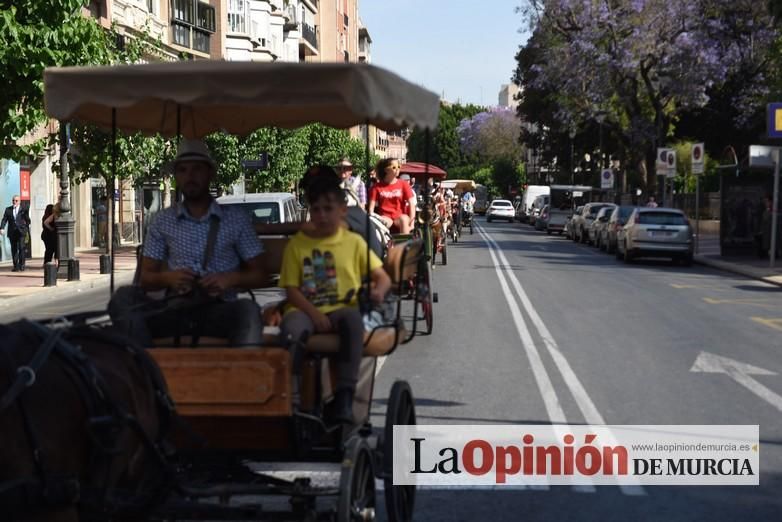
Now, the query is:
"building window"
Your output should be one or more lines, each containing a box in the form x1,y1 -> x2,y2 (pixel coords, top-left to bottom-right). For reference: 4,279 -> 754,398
228,0 -> 248,34
173,0 -> 194,25
172,1 -> 215,53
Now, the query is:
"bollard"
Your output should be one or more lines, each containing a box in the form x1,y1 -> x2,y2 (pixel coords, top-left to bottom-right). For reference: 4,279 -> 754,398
43,262 -> 58,287
67,259 -> 80,281
99,254 -> 111,274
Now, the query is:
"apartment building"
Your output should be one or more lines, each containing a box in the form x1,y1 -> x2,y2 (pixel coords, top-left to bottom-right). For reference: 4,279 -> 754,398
498,83 -> 521,109
224,0 -> 304,62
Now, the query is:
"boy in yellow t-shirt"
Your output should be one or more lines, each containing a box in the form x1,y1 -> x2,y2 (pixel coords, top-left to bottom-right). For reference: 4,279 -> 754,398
279,172 -> 391,423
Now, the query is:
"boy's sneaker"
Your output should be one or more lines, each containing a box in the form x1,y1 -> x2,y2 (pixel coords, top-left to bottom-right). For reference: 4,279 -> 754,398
332,388 -> 355,424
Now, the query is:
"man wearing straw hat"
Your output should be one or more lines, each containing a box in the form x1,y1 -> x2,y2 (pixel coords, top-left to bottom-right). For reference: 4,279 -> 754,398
337,157 -> 366,206
109,139 -> 266,347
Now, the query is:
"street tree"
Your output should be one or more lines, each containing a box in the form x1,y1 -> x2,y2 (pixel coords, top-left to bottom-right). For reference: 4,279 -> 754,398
0,0 -> 115,160
407,102 -> 483,170
516,0 -> 777,190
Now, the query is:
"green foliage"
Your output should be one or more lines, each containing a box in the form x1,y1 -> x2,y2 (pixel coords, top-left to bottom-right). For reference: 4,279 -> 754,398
0,1 -> 117,160
407,102 -> 483,169
491,158 -> 525,197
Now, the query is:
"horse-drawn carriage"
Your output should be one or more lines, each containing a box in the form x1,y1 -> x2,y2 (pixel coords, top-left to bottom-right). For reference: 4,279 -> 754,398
440,179 -> 477,239
0,61 -> 441,522
397,162 -> 448,268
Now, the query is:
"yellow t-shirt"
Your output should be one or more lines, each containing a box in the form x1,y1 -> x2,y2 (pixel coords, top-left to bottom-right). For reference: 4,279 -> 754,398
279,227 -> 383,315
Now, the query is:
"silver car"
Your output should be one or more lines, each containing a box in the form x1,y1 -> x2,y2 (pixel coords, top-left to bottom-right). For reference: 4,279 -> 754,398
599,205 -> 636,253
588,204 -> 617,247
616,208 -> 694,265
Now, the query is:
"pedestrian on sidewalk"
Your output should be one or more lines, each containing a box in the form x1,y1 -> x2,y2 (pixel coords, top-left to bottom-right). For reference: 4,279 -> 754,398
645,196 -> 658,208
1,195 -> 31,272
41,204 -> 58,264
95,197 -> 108,248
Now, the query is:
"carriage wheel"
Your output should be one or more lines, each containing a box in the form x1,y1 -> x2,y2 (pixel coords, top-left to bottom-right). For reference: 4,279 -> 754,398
383,381 -> 416,522
417,261 -> 434,335
337,436 -> 376,522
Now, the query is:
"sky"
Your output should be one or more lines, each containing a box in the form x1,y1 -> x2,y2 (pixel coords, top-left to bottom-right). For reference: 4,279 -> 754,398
359,0 -> 530,108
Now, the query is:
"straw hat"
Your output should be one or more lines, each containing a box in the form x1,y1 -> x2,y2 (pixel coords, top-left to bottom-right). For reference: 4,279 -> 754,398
336,157 -> 353,168
170,139 -> 217,171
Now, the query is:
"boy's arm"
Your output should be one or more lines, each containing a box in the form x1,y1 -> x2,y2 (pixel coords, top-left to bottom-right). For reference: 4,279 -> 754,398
369,266 -> 391,304
285,286 -> 332,333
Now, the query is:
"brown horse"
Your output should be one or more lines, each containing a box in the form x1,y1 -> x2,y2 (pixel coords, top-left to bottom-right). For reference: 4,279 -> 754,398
0,320 -> 172,522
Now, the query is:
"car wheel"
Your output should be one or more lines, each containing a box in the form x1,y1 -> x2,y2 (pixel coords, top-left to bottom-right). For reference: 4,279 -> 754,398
487,217 -> 492,223
682,253 -> 693,267
546,229 -> 552,235
623,243 -> 634,263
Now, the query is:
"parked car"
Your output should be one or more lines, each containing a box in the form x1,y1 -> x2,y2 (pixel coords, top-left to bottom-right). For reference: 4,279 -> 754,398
572,202 -> 614,244
519,185 -> 550,223
589,204 -> 617,247
600,205 -> 637,253
564,206 -> 583,239
535,204 -> 550,231
486,199 -> 516,223
528,194 -> 550,226
217,192 -> 301,225
545,204 -> 569,235
616,207 -> 694,265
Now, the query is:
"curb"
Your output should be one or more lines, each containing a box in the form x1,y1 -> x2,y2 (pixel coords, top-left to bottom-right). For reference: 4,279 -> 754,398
694,256 -> 782,288
0,271 -> 135,311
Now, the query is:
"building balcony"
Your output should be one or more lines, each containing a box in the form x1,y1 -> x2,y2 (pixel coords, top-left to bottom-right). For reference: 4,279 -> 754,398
300,23 -> 318,55
302,0 -> 318,13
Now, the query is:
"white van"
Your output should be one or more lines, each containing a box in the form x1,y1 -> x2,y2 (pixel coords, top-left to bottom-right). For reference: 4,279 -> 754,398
519,185 -> 550,223
217,192 -> 302,225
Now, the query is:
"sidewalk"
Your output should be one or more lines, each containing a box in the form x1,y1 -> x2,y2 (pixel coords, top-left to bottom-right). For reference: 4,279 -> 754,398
694,233 -> 782,287
0,246 -> 138,308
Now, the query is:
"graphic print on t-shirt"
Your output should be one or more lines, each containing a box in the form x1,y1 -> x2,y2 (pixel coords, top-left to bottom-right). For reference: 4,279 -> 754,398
301,248 -> 339,306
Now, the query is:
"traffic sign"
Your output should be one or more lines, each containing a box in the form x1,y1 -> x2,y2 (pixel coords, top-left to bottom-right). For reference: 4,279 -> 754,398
767,103 -> 782,139
600,169 -> 614,189
666,149 -> 677,178
656,148 -> 676,176
692,143 -> 705,175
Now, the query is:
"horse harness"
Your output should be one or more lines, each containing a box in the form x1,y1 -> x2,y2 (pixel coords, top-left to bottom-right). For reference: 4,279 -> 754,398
0,320 -> 175,517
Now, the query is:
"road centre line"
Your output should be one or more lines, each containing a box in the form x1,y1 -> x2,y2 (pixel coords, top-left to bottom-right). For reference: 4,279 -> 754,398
477,227 -> 567,424
477,226 -> 596,493
478,224 -> 646,496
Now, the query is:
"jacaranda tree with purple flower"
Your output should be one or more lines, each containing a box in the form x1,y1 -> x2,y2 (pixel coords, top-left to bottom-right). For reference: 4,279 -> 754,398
516,0 -> 777,189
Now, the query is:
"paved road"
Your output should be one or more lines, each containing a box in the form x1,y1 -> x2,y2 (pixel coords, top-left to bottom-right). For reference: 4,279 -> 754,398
371,216 -> 782,521
3,217 -> 781,521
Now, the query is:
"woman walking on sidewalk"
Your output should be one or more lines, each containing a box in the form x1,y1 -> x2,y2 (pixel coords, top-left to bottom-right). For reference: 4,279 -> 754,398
41,204 -> 58,264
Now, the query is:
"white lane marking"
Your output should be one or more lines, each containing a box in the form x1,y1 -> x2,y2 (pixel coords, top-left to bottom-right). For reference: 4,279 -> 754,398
477,226 -> 596,494
375,355 -> 387,377
479,224 -> 646,496
478,227 -> 567,424
691,351 -> 782,413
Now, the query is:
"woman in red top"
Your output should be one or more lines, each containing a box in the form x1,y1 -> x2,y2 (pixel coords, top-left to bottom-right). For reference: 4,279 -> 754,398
368,158 -> 416,234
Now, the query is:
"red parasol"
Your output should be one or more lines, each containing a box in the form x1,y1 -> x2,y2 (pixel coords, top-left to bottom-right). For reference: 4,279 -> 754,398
398,162 -> 447,180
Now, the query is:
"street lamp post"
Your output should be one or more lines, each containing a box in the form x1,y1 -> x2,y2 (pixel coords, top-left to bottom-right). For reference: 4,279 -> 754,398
55,123 -> 75,278
569,128 -> 576,185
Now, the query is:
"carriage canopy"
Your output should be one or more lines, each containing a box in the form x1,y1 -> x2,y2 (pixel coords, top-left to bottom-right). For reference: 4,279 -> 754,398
44,61 -> 440,137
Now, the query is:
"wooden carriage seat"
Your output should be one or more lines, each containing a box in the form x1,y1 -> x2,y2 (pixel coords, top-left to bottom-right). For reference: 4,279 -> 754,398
147,348 -> 292,417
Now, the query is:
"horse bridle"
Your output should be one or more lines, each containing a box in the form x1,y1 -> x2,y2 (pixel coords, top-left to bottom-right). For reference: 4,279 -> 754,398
0,320 -> 175,515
